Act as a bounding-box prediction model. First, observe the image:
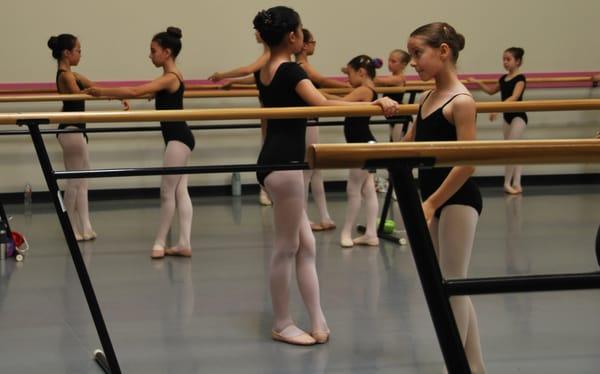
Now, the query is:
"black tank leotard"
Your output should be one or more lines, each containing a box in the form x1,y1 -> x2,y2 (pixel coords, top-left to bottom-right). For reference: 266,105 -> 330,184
56,70 -> 87,141
344,88 -> 378,143
254,62 -> 309,186
499,74 -> 528,125
384,91 -> 413,134
415,92 -> 483,218
154,72 -> 195,151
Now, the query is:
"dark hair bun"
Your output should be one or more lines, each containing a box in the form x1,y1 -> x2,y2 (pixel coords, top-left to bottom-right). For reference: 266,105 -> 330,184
372,58 -> 383,69
252,6 -> 301,47
253,10 -> 271,33
456,32 -> 466,52
47,36 -> 58,50
166,26 -> 182,39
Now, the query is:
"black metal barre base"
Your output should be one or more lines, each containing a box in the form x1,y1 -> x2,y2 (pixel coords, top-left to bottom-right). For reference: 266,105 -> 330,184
2,118 -> 401,136
386,158 -> 600,374
94,350 -> 111,373
24,122 -> 122,374
447,272 -> 600,296
55,163 -> 309,179
388,164 -> 471,373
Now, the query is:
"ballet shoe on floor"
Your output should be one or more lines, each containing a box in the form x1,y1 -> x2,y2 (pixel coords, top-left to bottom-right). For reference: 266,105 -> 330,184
271,326 -> 316,346
165,247 -> 192,257
259,190 -> 273,206
353,235 -> 379,246
82,231 -> 97,241
76,231 -> 97,242
340,237 -> 354,248
311,330 -> 330,344
150,248 -> 165,259
311,221 -> 336,231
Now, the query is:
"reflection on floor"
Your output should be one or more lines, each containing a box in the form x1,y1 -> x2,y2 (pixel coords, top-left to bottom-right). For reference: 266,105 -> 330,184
0,185 -> 599,373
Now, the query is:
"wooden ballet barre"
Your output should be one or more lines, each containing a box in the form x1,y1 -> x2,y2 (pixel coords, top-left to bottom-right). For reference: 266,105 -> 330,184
0,86 -> 427,103
307,139 -> 600,169
193,76 -> 596,89
0,75 -> 594,96
1,98 -> 600,125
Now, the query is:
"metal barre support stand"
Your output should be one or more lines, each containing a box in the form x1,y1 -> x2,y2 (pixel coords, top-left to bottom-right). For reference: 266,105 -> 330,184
372,155 -> 600,374
387,162 -> 471,373
18,119 -> 121,374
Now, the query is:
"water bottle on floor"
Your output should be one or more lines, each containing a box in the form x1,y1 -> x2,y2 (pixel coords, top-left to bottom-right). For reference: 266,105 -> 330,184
0,229 -> 7,261
231,172 -> 241,197
24,183 -> 32,216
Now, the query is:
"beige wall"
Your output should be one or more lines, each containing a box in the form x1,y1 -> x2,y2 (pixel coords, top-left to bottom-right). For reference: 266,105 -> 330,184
1,0 -> 599,193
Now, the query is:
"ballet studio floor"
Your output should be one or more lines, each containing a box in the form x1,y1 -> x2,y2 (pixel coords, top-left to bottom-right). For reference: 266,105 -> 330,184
0,185 -> 599,374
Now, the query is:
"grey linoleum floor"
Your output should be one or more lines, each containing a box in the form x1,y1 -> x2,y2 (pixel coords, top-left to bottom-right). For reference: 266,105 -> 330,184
0,185 -> 599,374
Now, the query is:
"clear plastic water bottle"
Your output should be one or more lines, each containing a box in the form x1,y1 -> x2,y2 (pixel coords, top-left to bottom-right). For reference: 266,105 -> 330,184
231,172 -> 241,197
24,183 -> 32,215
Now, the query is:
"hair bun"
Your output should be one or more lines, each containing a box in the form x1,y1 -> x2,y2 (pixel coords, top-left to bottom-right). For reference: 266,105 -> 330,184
166,26 -> 182,39
456,33 -> 465,52
253,10 -> 273,33
372,58 -> 383,69
47,36 -> 58,50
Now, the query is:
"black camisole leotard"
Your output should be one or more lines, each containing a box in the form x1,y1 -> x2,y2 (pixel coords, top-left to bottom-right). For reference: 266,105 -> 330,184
499,73 -> 528,125
154,72 -> 195,151
414,91 -> 483,218
254,62 -> 309,186
344,88 -> 378,143
384,91 -> 413,134
56,69 -> 87,141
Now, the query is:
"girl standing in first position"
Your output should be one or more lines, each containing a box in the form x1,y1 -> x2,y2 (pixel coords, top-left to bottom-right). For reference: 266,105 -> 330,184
405,22 -> 486,373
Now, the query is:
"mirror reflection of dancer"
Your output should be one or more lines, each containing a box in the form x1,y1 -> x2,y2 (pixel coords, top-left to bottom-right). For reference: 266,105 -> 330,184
469,47 -> 527,194
86,27 -> 195,259
211,32 -> 274,206
252,6 -> 398,346
405,22 -> 486,373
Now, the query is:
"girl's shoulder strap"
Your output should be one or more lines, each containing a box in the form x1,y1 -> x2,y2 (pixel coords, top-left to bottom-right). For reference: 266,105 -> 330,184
440,92 -> 472,109
165,71 -> 183,82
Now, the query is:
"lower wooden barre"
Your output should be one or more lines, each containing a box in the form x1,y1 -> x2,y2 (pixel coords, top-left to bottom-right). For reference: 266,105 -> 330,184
307,139 -> 600,169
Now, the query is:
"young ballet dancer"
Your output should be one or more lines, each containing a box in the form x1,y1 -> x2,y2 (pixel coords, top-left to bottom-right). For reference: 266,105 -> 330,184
295,28 -> 339,231
252,6 -> 398,346
469,47 -> 527,194
405,22 -> 486,373
48,34 -> 126,241
375,49 -> 413,142
85,27 -> 195,259
208,31 -> 270,83
211,31 -> 273,206
326,55 -> 381,248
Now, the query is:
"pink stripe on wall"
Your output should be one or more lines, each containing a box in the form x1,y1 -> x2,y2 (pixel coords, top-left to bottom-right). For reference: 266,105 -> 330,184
0,71 -> 596,91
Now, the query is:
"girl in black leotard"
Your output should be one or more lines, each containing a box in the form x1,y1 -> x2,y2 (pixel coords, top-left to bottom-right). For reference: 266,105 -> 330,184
210,31 -> 274,206
375,49 -> 413,142
85,27 -> 195,259
469,47 -> 527,194
326,55 -> 381,248
48,34 -> 106,242
252,6 -> 398,347
295,28 -> 343,232
405,22 -> 486,373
